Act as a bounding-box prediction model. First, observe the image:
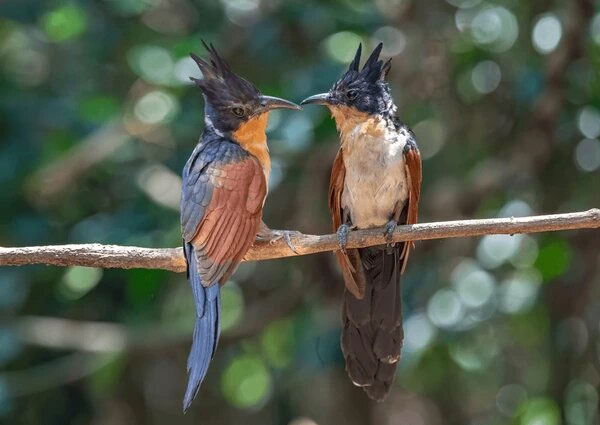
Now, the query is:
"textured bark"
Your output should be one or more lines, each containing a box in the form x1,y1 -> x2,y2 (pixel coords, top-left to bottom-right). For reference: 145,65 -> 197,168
0,209 -> 598,272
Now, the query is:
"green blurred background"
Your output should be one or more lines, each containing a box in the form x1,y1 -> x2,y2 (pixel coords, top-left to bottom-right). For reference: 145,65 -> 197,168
1,0 -> 600,424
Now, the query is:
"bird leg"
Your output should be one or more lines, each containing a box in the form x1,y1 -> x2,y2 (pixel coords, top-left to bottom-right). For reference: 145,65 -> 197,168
336,223 -> 356,255
384,219 -> 397,242
256,221 -> 299,254
385,203 -> 404,246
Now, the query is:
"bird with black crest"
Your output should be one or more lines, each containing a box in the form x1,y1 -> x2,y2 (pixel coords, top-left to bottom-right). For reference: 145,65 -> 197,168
180,41 -> 300,411
302,42 -> 422,401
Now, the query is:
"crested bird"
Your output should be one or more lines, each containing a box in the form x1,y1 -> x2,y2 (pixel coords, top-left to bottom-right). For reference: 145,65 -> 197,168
301,43 -> 422,401
180,42 -> 300,411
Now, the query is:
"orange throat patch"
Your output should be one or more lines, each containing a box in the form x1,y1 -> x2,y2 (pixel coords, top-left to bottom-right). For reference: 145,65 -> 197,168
329,106 -> 386,146
233,112 -> 271,181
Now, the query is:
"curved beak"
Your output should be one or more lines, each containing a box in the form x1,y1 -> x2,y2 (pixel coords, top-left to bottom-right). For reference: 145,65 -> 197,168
300,93 -> 331,106
259,95 -> 301,112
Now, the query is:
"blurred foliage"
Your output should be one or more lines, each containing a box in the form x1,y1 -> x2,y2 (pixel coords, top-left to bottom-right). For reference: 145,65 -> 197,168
1,0 -> 600,424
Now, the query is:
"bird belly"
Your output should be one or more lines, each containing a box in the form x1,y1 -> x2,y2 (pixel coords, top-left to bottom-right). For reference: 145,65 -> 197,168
341,130 -> 409,229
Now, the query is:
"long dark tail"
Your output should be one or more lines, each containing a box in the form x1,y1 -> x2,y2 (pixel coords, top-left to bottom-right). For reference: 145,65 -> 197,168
341,244 -> 404,402
183,244 -> 221,412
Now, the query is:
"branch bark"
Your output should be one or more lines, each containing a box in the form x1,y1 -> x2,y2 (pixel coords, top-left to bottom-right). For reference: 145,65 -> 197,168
1,209 -> 598,273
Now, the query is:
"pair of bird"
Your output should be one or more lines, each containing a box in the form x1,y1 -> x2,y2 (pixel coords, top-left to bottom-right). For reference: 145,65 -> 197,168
180,41 -> 422,411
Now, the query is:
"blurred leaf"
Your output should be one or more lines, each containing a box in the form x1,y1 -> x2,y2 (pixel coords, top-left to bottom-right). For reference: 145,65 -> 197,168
260,318 -> 294,369
57,267 -> 103,301
221,354 -> 272,409
535,238 -> 573,281
41,4 -> 87,42
80,96 -> 119,123
518,397 -> 561,425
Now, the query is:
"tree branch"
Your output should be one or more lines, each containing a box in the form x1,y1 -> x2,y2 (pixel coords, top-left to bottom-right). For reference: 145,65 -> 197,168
1,209 -> 598,272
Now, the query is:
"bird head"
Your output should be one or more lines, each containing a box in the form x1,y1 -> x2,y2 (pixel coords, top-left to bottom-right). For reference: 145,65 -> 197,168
190,41 -> 300,138
301,43 -> 395,119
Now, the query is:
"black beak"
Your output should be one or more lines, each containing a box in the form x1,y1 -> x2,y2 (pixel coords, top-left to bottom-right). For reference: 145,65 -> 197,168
259,95 -> 301,112
300,93 -> 332,106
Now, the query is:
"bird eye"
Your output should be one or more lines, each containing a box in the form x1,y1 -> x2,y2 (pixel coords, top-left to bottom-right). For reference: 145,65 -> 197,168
346,89 -> 358,100
232,107 -> 245,117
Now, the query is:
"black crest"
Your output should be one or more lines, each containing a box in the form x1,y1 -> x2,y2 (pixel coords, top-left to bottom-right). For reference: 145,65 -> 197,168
190,41 -> 259,106
335,42 -> 392,89
329,43 -> 395,116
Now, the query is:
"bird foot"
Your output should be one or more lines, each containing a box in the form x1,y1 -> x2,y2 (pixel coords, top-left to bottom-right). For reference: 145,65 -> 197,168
256,227 -> 299,254
384,220 -> 397,245
337,224 -> 354,254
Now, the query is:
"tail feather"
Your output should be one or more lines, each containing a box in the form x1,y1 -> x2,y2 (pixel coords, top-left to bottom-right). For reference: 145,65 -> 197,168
183,244 -> 221,412
341,244 -> 404,402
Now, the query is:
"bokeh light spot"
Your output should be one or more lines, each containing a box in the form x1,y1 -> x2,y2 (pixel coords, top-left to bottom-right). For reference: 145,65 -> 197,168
325,32 -> 364,63
58,267 -> 103,300
499,270 -> 541,314
173,56 -> 203,85
261,319 -> 294,369
449,338 -> 497,371
279,114 -> 313,153
1,31 -> 49,87
499,200 -> 533,218
577,106 -> 600,139
565,380 -> 599,425
134,91 -> 179,124
136,164 -> 182,210
413,119 -> 446,159
470,6 -> 518,52
471,60 -> 501,94
510,235 -> 539,269
404,313 -> 436,354
477,234 -> 522,269
373,26 -> 406,56
496,384 -> 528,417
446,0 -> 481,8
221,354 -> 272,408
453,265 -> 495,308
574,139 -> 600,172
288,418 -> 319,425
221,0 -> 261,26
519,397 -> 561,425
532,14 -> 562,54
427,289 -> 464,328
128,45 -> 175,86
535,239 -> 572,281
42,4 -> 87,42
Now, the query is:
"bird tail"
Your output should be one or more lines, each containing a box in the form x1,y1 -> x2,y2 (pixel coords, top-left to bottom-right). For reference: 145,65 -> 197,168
183,245 -> 221,412
341,244 -> 404,402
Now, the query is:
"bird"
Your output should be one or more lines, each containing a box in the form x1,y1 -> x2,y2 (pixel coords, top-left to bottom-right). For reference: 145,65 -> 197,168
301,42 -> 422,401
180,41 -> 300,411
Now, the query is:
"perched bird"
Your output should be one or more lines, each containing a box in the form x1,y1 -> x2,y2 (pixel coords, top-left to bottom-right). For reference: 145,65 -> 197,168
301,43 -> 422,401
180,42 -> 300,411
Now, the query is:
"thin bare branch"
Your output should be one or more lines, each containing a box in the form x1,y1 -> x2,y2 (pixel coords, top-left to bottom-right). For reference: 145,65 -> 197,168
1,209 -> 598,272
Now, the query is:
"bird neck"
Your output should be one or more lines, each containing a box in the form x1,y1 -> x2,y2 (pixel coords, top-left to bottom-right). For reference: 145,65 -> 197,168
330,106 -> 390,147
232,112 -> 271,182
